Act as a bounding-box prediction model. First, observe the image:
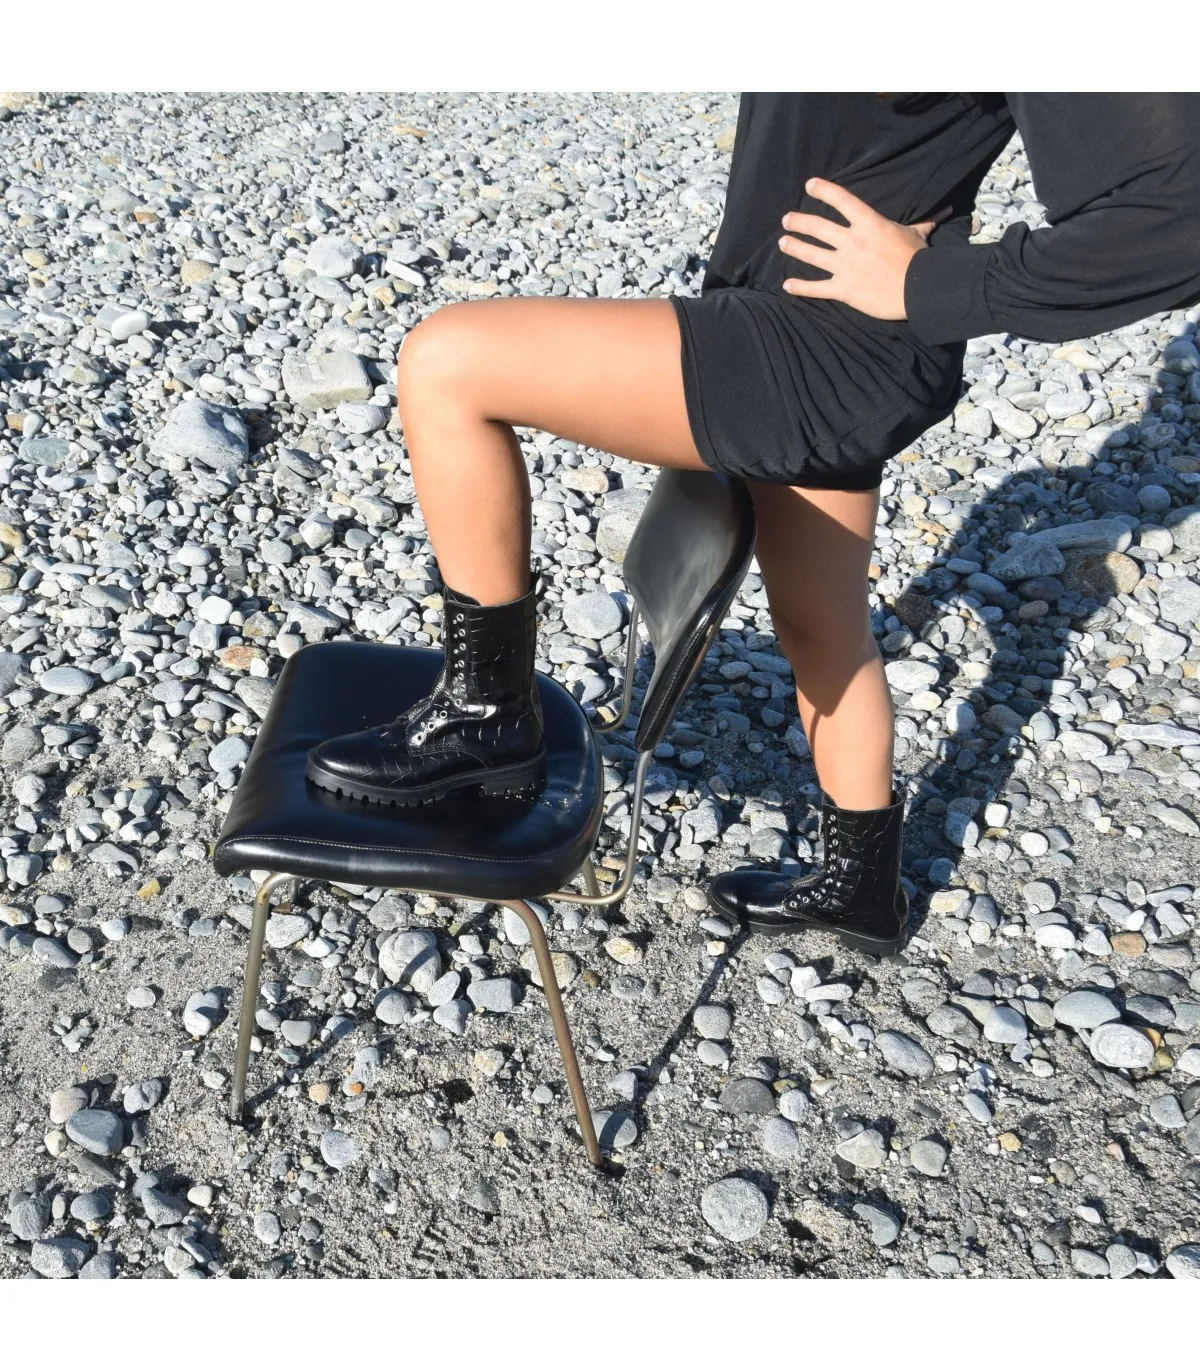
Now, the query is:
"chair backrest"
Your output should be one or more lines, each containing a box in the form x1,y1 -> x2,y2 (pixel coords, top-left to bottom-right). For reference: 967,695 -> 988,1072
621,468 -> 756,753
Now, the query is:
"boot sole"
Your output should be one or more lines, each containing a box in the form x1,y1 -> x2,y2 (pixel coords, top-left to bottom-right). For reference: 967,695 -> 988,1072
742,915 -> 910,958
305,751 -> 547,807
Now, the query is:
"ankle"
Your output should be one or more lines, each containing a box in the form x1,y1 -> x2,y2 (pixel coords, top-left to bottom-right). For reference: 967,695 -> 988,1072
823,782 -> 898,811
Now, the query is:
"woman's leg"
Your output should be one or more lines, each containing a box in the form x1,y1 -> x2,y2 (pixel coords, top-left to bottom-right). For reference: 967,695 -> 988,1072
747,482 -> 895,811
395,296 -> 708,604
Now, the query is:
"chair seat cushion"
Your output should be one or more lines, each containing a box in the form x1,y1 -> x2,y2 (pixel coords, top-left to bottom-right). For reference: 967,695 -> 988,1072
213,642 -> 603,899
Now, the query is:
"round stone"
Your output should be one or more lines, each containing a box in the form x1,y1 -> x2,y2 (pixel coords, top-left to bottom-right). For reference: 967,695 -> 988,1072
265,914 -> 312,949
38,666 -> 94,696
884,658 -> 940,694
693,1004 -> 732,1040
592,1110 -> 638,1150
1053,990 -> 1120,1030
49,1086 -> 88,1125
563,589 -> 622,640
1089,1022 -> 1155,1070
718,1077 -> 776,1116
875,1029 -> 935,1079
853,1201 -> 901,1248
696,1039 -> 731,1068
319,1130 -> 359,1170
1165,1244 -> 1200,1278
378,928 -> 442,993
10,1195 -> 49,1241
433,999 -> 471,1035
1148,1095 -> 1186,1130
984,1006 -> 1029,1043
182,989 -> 223,1037
700,1176 -> 770,1242
1022,880 -> 1057,912
280,1019 -> 316,1046
306,236 -> 362,279
207,736 -> 249,772
761,1115 -> 801,1159
30,1237 -> 90,1278
65,1108 -> 124,1156
835,1128 -> 887,1169
778,1088 -> 810,1123
253,1211 -> 283,1244
122,1078 -> 164,1114
1105,1243 -> 1138,1280
910,1138 -> 948,1177
373,988 -> 412,1024
70,1191 -> 112,1223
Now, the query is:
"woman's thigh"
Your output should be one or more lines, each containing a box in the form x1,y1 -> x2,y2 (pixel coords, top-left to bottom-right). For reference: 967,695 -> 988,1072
747,481 -> 881,651
396,295 -> 708,471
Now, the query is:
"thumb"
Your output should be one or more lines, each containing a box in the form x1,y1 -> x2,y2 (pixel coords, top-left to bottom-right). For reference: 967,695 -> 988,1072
911,203 -> 954,240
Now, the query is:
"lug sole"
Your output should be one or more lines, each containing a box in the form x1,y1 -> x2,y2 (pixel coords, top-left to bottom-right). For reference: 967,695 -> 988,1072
305,751 -> 546,807
742,915 -> 909,957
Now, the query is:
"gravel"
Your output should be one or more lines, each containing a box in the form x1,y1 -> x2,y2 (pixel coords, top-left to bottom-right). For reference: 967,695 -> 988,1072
0,90 -> 1198,1279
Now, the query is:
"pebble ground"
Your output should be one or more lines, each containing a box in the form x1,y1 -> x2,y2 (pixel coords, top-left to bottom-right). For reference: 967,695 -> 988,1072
1,91 -> 1199,1279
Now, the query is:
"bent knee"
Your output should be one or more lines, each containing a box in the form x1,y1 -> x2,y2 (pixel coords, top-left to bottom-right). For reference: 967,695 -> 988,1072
395,302 -> 487,401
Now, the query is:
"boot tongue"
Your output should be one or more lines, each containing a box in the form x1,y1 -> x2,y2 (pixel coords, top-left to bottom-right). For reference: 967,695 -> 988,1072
445,585 -> 481,607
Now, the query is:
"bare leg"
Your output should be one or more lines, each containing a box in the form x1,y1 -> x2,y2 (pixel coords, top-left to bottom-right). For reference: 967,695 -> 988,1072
394,293 -> 894,809
395,296 -> 707,605
748,483 -> 895,811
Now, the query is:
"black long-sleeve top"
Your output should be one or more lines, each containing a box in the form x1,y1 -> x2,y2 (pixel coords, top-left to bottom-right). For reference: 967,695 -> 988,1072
703,93 -> 1200,350
903,93 -> 1200,346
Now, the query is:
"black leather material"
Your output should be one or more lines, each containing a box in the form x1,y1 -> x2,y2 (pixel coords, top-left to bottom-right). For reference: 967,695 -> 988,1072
622,470 -> 756,753
708,788 -> 910,952
305,584 -> 545,804
213,642 -> 603,898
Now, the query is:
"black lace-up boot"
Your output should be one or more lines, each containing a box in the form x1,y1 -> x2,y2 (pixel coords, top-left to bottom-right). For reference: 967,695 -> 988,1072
707,785 -> 909,955
305,581 -> 545,805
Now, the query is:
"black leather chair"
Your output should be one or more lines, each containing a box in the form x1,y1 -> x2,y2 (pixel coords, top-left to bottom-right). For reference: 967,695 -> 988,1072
213,468 -> 756,1167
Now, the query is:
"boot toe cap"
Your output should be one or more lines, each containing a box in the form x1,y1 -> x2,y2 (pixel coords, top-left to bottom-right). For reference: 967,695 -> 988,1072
708,868 -> 798,923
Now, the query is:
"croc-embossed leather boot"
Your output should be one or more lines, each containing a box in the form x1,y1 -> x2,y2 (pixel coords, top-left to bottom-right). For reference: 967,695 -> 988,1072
707,786 -> 909,955
305,582 -> 545,805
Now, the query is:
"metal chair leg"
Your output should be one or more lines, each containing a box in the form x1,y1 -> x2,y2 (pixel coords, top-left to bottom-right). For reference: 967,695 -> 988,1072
501,898 -> 602,1169
581,858 -> 601,899
229,871 -> 295,1123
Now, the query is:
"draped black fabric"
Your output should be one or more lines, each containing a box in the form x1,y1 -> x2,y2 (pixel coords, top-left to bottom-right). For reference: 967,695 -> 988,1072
673,93 -> 1200,489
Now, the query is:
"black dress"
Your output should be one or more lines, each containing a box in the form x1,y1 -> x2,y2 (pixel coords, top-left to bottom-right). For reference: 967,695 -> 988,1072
672,92 -> 1200,491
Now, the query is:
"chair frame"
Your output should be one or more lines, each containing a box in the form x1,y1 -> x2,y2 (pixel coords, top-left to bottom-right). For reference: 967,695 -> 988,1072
228,606 -> 654,1171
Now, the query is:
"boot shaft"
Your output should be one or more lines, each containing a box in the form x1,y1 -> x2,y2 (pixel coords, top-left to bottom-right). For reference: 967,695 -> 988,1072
817,787 -> 906,908
441,583 -> 540,715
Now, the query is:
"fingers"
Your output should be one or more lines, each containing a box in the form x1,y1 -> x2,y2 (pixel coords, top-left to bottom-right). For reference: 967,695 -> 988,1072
782,275 -> 837,299
803,176 -> 867,224
780,211 -> 847,244
778,231 -> 837,268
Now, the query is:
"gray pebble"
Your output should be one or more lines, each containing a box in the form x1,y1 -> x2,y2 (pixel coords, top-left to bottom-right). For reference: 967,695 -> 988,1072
1089,1022 -> 1155,1069
319,1130 -> 359,1170
910,1138 -> 948,1177
693,1004 -> 732,1039
853,1201 -> 901,1247
65,1109 -> 123,1156
761,1116 -> 801,1159
719,1077 -> 776,1116
876,1029 -> 935,1079
10,1195 -> 49,1241
700,1176 -> 770,1242
30,1237 -> 90,1278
